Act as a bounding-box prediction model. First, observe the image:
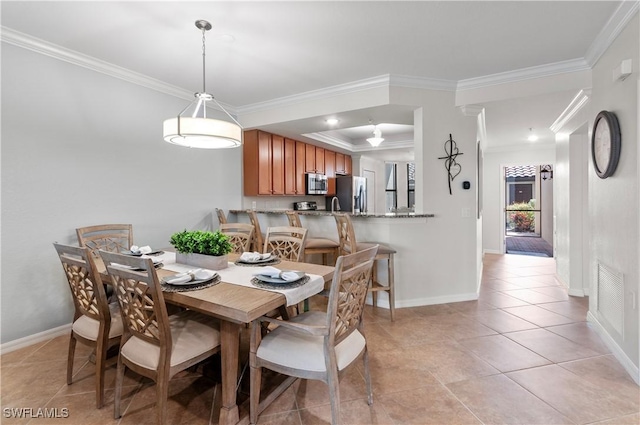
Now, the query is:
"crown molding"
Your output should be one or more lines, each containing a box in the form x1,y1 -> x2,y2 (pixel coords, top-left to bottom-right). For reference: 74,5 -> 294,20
549,89 -> 591,133
457,58 -> 591,91
303,131 -> 414,153
236,75 -> 392,115
388,74 -> 457,92
459,104 -> 485,117
303,132 -> 355,151
0,26 -> 238,115
584,1 -> 639,67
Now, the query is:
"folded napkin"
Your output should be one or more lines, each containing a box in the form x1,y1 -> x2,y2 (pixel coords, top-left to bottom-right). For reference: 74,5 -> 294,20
254,266 -> 301,282
130,245 -> 152,255
239,251 -> 272,262
112,256 -> 162,270
165,269 -> 216,284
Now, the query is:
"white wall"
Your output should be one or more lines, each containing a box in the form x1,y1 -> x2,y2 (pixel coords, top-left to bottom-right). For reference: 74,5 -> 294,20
587,13 -> 639,375
1,45 -> 243,344
482,147 -> 556,254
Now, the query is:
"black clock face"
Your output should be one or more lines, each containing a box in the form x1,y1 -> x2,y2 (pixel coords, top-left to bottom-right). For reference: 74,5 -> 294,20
591,111 -> 621,179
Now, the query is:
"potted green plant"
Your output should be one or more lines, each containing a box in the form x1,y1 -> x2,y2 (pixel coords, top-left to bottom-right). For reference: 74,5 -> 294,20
169,229 -> 233,270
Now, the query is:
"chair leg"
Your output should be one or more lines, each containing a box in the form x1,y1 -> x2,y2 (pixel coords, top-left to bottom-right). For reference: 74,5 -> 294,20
327,366 -> 342,425
114,355 -> 125,419
249,323 -> 262,425
95,338 -> 107,408
363,345 -> 373,406
156,372 -> 170,425
67,332 -> 77,385
371,261 -> 378,308
388,254 -> 395,322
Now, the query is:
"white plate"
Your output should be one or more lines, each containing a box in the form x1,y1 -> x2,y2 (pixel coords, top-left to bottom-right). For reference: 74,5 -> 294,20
254,271 -> 305,284
163,273 -> 217,286
239,255 -> 274,264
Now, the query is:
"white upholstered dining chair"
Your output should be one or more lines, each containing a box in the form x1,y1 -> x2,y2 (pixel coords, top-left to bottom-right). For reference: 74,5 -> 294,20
53,243 -> 123,409
99,251 -> 221,425
249,245 -> 379,425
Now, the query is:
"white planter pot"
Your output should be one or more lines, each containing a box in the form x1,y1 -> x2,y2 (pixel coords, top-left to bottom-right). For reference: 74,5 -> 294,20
176,252 -> 229,271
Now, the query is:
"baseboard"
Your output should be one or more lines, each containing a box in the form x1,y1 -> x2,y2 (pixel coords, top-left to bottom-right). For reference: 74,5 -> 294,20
370,292 -> 478,309
587,311 -> 640,385
568,288 -> 586,297
0,323 -> 71,355
483,249 -> 502,255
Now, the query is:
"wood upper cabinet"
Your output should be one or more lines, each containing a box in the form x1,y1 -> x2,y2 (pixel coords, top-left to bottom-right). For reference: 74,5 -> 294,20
335,153 -> 345,175
305,144 -> 316,173
345,155 -> 352,175
243,129 -> 284,196
285,138 -> 305,195
324,150 -> 335,178
315,147 -> 325,174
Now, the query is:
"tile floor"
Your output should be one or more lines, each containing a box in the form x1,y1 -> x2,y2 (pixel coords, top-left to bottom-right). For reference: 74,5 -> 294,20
1,253 -> 639,424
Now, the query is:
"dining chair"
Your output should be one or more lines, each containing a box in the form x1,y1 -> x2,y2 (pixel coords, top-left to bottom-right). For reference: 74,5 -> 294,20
334,213 -> 397,321
99,251 -> 221,425
285,211 -> 339,265
249,245 -> 379,425
53,243 -> 123,409
215,208 -> 228,225
76,224 -> 133,257
246,210 -> 265,253
219,223 -> 254,253
263,226 -> 308,262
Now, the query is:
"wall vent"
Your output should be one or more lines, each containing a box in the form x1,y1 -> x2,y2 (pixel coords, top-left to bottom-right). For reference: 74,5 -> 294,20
596,261 -> 624,337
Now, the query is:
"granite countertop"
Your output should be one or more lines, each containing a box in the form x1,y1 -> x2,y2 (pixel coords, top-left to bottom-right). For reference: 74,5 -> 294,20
229,209 -> 434,218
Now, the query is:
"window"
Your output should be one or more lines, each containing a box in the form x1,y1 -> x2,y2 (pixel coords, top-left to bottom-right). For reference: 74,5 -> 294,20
407,163 -> 415,208
385,163 -> 397,212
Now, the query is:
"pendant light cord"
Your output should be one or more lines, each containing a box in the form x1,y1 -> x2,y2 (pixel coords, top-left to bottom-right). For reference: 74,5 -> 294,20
201,27 -> 207,95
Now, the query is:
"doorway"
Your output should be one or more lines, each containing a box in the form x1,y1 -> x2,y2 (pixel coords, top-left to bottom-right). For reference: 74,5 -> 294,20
504,165 -> 554,257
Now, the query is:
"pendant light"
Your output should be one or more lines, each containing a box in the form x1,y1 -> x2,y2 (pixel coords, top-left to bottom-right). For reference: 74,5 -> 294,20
163,20 -> 242,149
367,121 -> 384,147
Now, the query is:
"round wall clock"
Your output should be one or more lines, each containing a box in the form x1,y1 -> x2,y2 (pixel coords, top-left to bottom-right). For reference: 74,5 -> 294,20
591,110 -> 621,179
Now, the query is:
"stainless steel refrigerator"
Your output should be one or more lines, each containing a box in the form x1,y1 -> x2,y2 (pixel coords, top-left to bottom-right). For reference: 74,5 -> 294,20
327,176 -> 367,213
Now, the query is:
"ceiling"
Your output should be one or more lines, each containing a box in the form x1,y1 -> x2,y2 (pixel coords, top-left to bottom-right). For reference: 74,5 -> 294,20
1,1 -> 626,153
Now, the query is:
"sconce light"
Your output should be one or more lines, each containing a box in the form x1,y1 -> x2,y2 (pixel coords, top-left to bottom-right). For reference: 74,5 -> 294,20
540,164 -> 553,180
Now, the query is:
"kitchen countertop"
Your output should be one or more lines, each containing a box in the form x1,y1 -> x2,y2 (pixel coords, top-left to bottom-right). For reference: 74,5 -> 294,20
229,209 -> 434,218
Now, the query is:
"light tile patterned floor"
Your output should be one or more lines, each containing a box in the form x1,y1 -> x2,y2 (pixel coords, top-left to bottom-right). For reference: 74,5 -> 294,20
1,253 -> 638,424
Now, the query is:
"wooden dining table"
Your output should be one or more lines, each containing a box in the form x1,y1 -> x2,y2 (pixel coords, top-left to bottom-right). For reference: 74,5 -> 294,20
96,251 -> 334,425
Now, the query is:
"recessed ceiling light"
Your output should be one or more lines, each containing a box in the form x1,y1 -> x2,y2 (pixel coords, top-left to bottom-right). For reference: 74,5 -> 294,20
325,118 -> 339,126
527,128 -> 539,142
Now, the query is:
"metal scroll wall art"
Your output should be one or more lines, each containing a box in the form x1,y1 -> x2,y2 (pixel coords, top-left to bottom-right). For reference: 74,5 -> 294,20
438,134 -> 464,195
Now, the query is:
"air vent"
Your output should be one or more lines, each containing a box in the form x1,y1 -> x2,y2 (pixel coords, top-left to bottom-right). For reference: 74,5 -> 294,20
596,261 -> 624,337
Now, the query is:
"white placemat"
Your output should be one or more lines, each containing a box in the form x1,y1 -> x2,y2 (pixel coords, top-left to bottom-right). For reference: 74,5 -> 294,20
159,252 -> 323,306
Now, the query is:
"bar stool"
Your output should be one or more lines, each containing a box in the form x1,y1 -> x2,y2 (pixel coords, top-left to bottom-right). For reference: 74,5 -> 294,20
334,213 -> 397,321
246,210 -> 265,253
285,211 -> 339,265
215,208 -> 227,225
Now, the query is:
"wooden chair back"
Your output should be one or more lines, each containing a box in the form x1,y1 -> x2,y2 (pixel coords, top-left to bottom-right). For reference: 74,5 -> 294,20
99,251 -> 170,354
333,213 -> 358,255
327,245 -> 378,344
264,226 -> 308,262
53,243 -> 111,327
76,224 -> 133,256
219,223 -> 254,253
215,208 -> 228,225
246,210 -> 264,252
285,211 -> 302,227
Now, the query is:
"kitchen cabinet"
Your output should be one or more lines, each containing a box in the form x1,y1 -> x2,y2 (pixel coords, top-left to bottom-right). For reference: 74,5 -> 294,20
315,147 -> 325,174
324,150 -> 336,178
305,144 -> 325,174
335,153 -> 345,175
284,138 -> 306,195
243,130 -> 285,196
345,155 -> 352,175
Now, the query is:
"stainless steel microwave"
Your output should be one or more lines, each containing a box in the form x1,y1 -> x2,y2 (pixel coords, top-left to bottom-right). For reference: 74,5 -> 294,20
305,173 -> 328,195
